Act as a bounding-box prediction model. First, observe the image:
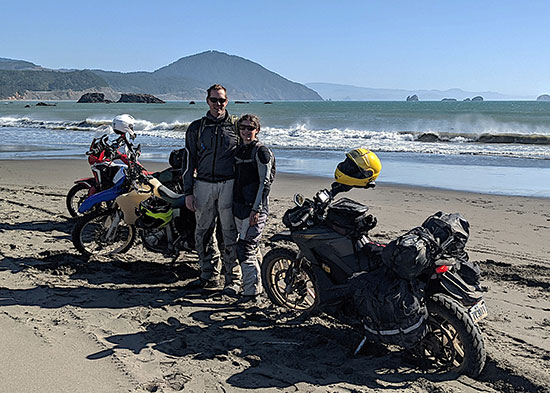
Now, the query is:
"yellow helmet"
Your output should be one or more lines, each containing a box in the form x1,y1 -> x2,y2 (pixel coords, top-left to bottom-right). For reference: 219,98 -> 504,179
334,148 -> 382,187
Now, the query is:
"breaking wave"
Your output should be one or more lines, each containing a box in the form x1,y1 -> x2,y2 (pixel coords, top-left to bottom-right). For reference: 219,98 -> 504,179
261,125 -> 550,159
2,116 -> 550,159
0,116 -> 191,133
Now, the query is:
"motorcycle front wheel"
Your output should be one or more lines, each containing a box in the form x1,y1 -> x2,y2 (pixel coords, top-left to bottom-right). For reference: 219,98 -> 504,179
66,183 -> 91,217
261,247 -> 319,312
72,209 -> 136,257
421,294 -> 486,377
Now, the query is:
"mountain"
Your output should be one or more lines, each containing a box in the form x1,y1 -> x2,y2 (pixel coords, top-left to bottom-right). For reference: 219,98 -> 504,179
306,82 -> 532,101
151,51 -> 321,100
90,51 -> 322,100
0,52 -> 321,100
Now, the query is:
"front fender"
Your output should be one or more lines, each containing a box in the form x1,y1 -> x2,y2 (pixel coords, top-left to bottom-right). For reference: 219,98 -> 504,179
74,177 -> 96,188
268,230 -> 293,243
78,177 -> 125,213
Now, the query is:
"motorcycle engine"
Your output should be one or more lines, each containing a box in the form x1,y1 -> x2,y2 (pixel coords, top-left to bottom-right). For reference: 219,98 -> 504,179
142,228 -> 167,251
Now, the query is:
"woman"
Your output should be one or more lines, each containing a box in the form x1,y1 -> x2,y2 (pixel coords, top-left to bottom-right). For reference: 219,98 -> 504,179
233,114 -> 275,304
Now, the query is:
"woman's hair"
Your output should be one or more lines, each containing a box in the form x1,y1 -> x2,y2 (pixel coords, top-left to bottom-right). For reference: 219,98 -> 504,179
238,114 -> 261,130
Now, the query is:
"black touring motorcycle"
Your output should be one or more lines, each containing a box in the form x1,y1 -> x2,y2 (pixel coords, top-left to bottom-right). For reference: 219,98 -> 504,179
262,152 -> 487,377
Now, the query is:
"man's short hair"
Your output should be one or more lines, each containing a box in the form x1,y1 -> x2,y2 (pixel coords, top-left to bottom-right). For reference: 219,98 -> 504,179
238,114 -> 261,131
207,84 -> 227,98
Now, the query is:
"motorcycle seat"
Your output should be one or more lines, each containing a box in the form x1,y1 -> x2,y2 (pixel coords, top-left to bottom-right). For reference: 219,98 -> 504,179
156,184 -> 187,208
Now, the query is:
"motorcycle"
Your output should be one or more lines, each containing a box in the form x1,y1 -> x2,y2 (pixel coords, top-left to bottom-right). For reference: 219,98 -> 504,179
261,181 -> 488,377
66,134 -> 132,217
71,145 -> 198,260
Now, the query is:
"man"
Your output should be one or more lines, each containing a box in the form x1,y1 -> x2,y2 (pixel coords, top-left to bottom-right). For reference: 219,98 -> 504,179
233,114 -> 275,303
183,84 -> 241,293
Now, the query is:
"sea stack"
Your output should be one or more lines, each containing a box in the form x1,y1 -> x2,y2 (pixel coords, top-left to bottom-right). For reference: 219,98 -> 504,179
77,92 -> 110,103
117,93 -> 165,103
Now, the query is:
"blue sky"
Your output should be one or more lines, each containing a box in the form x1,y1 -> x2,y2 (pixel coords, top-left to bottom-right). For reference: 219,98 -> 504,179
2,1 -> 549,96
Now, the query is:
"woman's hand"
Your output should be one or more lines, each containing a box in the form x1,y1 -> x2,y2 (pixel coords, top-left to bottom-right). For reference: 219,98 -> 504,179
249,210 -> 259,226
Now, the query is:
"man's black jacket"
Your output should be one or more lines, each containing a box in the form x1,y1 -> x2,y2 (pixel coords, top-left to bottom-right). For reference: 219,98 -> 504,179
183,111 -> 239,195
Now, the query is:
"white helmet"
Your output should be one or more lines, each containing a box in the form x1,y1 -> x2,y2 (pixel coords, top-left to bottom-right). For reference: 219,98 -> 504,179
112,114 -> 136,139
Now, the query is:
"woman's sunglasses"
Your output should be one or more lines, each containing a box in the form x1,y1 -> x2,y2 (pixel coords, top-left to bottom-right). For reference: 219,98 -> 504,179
239,125 -> 257,131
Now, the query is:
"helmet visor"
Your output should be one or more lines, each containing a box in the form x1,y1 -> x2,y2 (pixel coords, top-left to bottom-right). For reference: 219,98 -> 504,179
337,157 -> 374,180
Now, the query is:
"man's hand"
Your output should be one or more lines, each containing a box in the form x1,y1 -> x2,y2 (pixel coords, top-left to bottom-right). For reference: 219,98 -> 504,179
249,211 -> 259,226
185,195 -> 196,212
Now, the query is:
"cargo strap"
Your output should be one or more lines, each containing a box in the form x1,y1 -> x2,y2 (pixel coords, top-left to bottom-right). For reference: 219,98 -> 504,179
363,314 -> 426,336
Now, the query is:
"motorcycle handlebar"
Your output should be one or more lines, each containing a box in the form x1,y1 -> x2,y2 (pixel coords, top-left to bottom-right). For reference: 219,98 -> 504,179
306,181 -> 377,221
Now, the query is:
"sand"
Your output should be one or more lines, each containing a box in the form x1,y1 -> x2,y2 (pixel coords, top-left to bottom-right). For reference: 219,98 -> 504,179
0,158 -> 548,393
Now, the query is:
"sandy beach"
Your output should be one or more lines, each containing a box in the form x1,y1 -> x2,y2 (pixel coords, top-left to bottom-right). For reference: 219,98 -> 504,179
0,158 -> 548,393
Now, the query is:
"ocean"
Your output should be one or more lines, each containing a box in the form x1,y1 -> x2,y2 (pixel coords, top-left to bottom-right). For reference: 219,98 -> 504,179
1,100 -> 550,197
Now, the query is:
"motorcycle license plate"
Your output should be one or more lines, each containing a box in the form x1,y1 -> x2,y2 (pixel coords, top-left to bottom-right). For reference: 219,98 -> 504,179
469,299 -> 488,323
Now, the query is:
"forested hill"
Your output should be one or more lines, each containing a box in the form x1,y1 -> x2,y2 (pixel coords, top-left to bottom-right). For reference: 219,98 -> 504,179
0,69 -> 108,99
0,52 -> 322,100
0,57 -> 45,71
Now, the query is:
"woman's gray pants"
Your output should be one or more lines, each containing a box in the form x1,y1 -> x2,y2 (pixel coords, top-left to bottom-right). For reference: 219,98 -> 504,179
235,212 -> 267,296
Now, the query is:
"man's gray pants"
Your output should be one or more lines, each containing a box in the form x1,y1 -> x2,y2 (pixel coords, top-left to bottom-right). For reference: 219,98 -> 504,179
194,179 -> 241,286
235,212 -> 267,296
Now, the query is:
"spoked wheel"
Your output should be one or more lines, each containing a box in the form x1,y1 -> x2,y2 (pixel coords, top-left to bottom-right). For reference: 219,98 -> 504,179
261,247 -> 319,312
66,183 -> 91,217
418,294 -> 486,377
72,209 -> 136,257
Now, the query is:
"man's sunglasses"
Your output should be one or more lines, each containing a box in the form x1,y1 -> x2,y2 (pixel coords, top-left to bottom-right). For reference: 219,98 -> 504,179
208,97 -> 227,104
239,125 -> 257,131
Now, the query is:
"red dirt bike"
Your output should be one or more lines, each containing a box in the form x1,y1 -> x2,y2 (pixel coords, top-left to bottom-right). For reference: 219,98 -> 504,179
66,134 -> 132,217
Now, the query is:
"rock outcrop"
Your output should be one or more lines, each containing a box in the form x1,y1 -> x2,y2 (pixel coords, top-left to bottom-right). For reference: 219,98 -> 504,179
36,102 -> 56,106
536,94 -> 550,101
117,93 -> 165,103
441,98 -> 457,102
417,132 -> 440,142
406,94 -> 419,101
77,92 -> 112,103
471,96 -> 484,102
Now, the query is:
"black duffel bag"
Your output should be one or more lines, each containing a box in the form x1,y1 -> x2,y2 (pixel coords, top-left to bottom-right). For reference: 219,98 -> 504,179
422,211 -> 480,286
422,211 -> 469,255
381,227 -> 437,280
351,266 -> 428,348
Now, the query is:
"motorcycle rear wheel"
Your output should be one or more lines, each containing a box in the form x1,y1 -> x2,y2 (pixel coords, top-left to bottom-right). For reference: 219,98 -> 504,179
66,183 -> 90,217
261,247 -> 319,312
72,209 -> 136,257
422,293 -> 486,377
